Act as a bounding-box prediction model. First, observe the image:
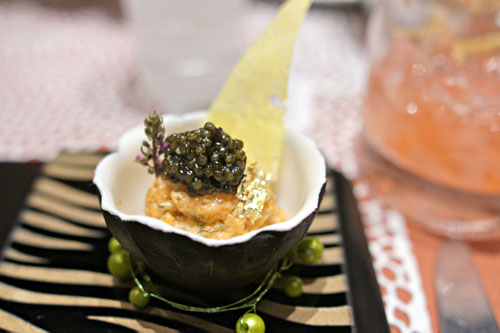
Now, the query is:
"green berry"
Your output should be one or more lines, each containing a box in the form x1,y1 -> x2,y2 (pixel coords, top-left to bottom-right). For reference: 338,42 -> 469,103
107,237 -> 124,254
283,276 -> 303,298
129,287 -> 150,309
107,252 -> 131,279
296,237 -> 324,264
130,255 -> 146,274
236,313 -> 265,333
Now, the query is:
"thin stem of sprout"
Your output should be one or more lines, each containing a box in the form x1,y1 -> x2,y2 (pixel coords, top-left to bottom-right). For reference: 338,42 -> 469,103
127,254 -> 290,314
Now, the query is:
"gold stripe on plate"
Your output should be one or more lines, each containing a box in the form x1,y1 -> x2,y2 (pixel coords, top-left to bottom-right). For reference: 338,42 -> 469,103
2,248 -> 48,264
319,193 -> 336,211
0,309 -> 47,333
316,233 -> 341,245
53,153 -> 104,168
258,300 -> 353,326
0,280 -> 130,307
33,178 -> 100,210
301,274 -> 347,294
20,210 -> 103,238
147,308 -> 233,333
0,282 -> 232,333
43,163 -> 95,181
87,316 -> 179,333
308,214 -> 338,233
11,228 -> 93,251
27,193 -> 105,228
0,262 -> 114,286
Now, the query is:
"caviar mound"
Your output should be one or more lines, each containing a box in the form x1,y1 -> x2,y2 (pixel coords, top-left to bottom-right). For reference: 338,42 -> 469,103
163,122 -> 246,196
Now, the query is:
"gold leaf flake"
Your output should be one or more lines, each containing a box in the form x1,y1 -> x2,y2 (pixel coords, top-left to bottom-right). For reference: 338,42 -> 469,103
234,163 -> 272,223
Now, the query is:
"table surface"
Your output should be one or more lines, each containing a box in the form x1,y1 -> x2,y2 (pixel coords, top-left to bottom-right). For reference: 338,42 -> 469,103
0,1 -> 499,332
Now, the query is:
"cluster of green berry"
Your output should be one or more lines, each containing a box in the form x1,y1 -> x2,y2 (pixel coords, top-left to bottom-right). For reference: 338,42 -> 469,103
106,235 -> 324,333
107,237 -> 150,309
236,236 -> 324,333
282,236 -> 324,298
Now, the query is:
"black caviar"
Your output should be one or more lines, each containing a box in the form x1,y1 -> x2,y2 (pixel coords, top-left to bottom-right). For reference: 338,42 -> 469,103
163,122 -> 246,196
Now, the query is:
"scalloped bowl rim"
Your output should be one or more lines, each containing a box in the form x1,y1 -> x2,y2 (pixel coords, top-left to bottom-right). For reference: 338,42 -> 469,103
94,111 -> 326,247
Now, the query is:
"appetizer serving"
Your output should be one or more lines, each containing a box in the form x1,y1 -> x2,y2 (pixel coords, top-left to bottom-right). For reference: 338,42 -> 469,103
94,112 -> 325,292
136,112 -> 286,240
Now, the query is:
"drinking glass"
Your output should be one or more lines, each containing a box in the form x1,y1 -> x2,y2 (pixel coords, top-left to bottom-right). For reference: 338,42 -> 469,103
360,0 -> 500,239
124,0 -> 247,113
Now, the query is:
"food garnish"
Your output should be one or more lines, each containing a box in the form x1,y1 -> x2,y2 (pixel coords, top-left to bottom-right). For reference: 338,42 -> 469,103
137,112 -> 247,197
107,251 -> 132,280
236,313 -> 266,333
135,111 -> 167,177
282,275 -> 303,298
295,236 -> 324,264
164,121 -> 246,196
107,237 -> 124,254
206,0 -> 312,178
129,286 -> 150,309
234,163 -> 272,224
198,224 -> 224,234
106,235 -> 324,324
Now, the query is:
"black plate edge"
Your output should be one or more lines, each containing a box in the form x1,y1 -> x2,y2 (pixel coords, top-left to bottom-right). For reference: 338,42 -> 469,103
333,170 -> 390,333
0,162 -> 43,258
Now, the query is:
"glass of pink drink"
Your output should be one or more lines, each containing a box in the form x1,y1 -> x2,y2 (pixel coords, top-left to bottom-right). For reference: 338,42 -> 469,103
361,0 -> 500,239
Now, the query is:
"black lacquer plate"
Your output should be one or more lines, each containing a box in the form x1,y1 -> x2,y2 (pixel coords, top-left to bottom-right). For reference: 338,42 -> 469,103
0,153 -> 388,332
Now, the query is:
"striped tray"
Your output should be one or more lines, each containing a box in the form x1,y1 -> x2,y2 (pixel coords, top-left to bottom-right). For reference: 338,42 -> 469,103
0,153 -> 386,332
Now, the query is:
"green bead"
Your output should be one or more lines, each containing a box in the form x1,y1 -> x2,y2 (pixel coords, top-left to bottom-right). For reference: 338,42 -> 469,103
283,276 -> 303,298
296,237 -> 324,264
236,313 -> 265,333
107,252 -> 131,279
130,255 -> 146,274
107,237 -> 124,254
129,286 -> 150,309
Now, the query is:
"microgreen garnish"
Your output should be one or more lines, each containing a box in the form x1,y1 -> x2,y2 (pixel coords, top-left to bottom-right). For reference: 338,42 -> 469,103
199,224 -> 224,233
135,111 -> 168,177
194,217 -> 206,227
163,209 -> 169,214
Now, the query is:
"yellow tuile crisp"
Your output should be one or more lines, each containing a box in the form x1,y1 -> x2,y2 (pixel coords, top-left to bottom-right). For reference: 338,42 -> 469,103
207,0 -> 312,179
